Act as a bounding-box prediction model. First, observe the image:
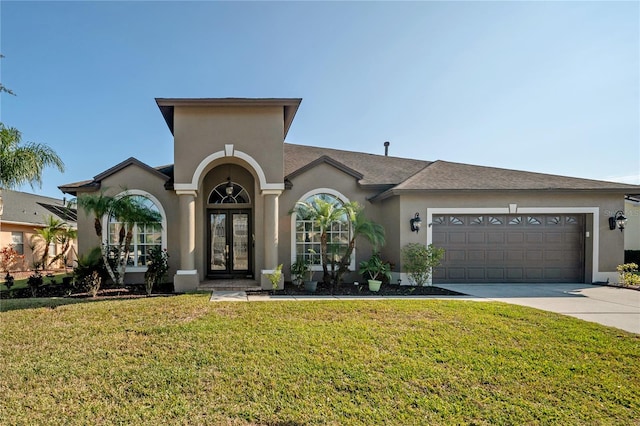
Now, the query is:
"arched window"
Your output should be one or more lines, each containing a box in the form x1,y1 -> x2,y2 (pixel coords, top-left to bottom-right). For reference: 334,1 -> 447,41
292,190 -> 353,269
106,193 -> 165,270
208,180 -> 251,204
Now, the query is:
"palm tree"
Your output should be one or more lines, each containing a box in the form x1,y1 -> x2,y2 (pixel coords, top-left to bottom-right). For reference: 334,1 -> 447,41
293,196 -> 345,285
52,226 -> 78,272
32,216 -> 67,270
78,192 -> 162,287
0,123 -> 64,190
76,191 -> 118,284
292,196 -> 386,290
334,202 -> 386,285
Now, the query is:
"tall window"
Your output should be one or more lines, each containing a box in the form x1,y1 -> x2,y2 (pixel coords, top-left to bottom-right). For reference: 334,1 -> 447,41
11,232 -> 24,255
107,195 -> 162,268
294,193 -> 350,267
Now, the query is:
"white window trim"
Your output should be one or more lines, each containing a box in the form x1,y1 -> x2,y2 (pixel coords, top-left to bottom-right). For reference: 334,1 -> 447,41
425,206 -> 604,283
101,190 -> 167,273
290,188 -> 356,271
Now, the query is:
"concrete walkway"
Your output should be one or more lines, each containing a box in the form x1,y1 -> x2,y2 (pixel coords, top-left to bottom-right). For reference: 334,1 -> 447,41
437,283 -> 640,334
209,283 -> 640,334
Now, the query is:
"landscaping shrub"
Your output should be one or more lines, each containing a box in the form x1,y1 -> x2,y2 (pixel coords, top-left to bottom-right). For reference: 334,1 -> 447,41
144,248 -> 169,296
401,243 -> 445,286
617,263 -> 640,287
26,271 -> 43,297
74,247 -> 108,297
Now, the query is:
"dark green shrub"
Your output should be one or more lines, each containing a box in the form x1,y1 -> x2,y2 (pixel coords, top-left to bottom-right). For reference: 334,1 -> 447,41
144,248 -> 169,296
27,272 -> 43,297
74,247 -> 107,297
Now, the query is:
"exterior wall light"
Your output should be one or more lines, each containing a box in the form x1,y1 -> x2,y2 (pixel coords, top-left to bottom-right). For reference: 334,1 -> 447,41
410,212 -> 422,233
608,210 -> 627,231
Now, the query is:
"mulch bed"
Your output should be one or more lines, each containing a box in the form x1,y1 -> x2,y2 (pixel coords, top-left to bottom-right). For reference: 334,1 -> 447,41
272,282 -> 466,297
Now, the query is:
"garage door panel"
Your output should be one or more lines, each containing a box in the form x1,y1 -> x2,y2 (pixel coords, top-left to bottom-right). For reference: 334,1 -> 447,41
525,268 -> 543,280
447,268 -> 466,280
506,268 -> 524,280
526,233 -> 543,244
487,250 -> 504,261
486,268 -> 505,280
447,250 -> 466,261
432,231 -> 447,245
449,232 -> 466,244
507,232 -> 525,243
545,233 -> 563,244
507,250 -> 524,261
468,232 -> 485,244
565,232 -> 581,245
544,268 -> 563,280
467,268 -> 485,280
468,250 -> 485,262
433,214 -> 584,283
487,232 -> 504,243
526,250 -> 543,261
544,250 -> 563,261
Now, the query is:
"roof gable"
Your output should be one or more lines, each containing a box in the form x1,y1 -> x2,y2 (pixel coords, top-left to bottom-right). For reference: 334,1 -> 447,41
93,157 -> 170,182
60,158 -> 173,195
284,144 -> 431,187
286,155 -> 364,181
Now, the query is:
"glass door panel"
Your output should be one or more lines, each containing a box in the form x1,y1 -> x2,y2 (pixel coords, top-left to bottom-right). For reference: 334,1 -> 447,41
210,213 -> 227,271
232,213 -> 249,271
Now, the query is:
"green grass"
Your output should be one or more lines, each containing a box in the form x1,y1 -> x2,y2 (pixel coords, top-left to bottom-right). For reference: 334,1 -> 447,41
1,295 -> 638,425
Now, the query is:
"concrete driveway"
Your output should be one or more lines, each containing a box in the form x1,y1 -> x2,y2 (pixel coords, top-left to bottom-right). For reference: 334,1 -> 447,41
437,283 -> 640,334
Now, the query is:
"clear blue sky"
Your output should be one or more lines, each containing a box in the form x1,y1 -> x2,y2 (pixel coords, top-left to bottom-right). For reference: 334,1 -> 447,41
1,1 -> 638,199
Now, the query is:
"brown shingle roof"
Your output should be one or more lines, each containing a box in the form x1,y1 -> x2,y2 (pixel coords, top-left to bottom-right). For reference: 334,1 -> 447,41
392,160 -> 640,191
284,143 -> 430,186
0,189 -> 77,226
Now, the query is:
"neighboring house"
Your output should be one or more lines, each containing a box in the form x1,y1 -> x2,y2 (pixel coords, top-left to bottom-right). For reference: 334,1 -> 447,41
59,98 -> 640,290
0,189 -> 78,271
624,196 -> 640,251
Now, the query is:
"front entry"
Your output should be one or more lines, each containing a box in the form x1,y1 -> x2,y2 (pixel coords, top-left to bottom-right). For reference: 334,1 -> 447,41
207,209 -> 253,278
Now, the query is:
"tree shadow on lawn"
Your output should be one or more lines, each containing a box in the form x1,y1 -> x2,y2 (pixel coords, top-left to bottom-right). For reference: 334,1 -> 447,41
0,292 -> 177,313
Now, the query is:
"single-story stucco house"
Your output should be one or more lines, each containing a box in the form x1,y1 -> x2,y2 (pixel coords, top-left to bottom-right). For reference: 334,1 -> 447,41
59,98 -> 640,290
0,189 -> 78,271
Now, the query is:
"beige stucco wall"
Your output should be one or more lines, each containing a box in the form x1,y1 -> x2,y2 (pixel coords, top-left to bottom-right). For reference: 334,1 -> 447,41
394,191 -> 627,283
173,106 -> 284,186
76,164 -> 179,284
624,199 -> 640,250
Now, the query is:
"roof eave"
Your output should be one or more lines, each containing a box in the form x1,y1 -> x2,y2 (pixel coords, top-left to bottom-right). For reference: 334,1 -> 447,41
155,97 -> 302,138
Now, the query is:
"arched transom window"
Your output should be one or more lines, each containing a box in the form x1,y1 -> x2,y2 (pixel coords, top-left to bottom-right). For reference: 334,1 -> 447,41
294,192 -> 351,267
107,195 -> 163,268
209,180 -> 251,204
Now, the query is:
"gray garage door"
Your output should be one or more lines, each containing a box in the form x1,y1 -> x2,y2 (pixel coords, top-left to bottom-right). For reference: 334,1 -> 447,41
432,214 -> 585,283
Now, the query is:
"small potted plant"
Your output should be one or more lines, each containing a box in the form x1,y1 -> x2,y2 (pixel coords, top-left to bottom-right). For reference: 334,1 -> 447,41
301,250 -> 318,293
359,253 -> 392,292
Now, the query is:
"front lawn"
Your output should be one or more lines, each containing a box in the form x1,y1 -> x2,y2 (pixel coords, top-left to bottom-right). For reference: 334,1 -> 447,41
0,295 -> 638,425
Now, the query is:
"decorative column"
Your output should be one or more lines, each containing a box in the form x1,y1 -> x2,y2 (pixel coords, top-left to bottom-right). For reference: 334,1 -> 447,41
174,190 -> 199,292
260,190 -> 282,289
